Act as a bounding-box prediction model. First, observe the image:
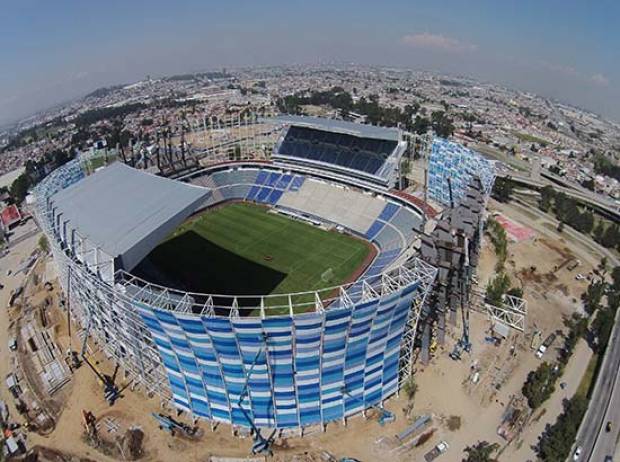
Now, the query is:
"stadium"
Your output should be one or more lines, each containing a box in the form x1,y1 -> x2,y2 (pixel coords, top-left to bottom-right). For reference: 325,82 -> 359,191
33,115 -> 494,434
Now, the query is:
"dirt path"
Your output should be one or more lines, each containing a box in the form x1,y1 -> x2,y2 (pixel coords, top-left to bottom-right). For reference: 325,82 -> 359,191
0,227 -> 41,420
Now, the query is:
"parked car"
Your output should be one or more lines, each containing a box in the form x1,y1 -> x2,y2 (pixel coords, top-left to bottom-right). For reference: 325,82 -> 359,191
536,333 -> 557,359
6,373 -> 22,398
424,441 -> 449,461
573,446 -> 582,461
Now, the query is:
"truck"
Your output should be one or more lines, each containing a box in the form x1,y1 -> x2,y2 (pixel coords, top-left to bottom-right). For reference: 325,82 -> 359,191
424,441 -> 449,461
536,333 -> 557,359
567,259 -> 581,271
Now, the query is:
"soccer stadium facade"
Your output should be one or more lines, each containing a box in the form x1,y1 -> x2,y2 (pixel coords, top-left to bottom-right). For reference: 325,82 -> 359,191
34,117 -> 492,432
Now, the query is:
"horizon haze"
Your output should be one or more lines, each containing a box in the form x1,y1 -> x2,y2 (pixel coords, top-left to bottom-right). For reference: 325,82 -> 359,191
1,0 -> 619,125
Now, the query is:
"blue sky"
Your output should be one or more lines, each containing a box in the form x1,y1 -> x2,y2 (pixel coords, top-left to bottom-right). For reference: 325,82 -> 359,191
1,0 -> 619,125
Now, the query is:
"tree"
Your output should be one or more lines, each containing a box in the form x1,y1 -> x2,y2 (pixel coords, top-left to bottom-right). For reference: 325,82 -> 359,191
506,286 -> 523,298
402,376 -> 418,402
491,177 -> 514,203
582,178 -> 595,191
51,148 -> 72,167
593,222 -> 605,243
431,111 -> 455,138
592,153 -> 620,181
485,272 -> 511,307
539,185 -> 555,212
38,235 -> 49,254
582,280 -> 605,315
576,210 -> 594,234
559,314 -> 587,364
608,291 -> 620,313
611,266 -> 620,292
601,224 -> 620,249
10,173 -> 30,204
485,218 -> 508,270
462,441 -> 499,462
592,307 -> 614,353
522,362 -> 557,409
233,145 -> 242,161
411,115 -> 431,134
537,396 -> 588,461
554,192 -> 575,223
594,257 -> 609,282
400,158 -> 411,176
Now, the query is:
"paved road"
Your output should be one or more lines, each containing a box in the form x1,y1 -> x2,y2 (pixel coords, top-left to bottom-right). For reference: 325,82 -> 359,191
574,305 -> 620,461
500,172 -> 620,221
591,351 -> 620,460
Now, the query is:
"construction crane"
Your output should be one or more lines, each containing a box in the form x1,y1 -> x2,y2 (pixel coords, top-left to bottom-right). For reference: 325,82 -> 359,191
238,333 -> 277,456
340,387 -> 395,426
449,303 -> 472,361
152,413 -> 201,439
75,310 -> 128,405
81,356 -> 123,405
450,309 -> 472,361
446,193 -> 472,362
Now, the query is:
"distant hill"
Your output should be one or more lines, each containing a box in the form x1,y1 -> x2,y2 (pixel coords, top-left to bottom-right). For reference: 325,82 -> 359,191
84,85 -> 125,99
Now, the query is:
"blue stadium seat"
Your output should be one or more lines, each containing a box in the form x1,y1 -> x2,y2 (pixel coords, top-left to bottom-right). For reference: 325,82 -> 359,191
289,176 -> 305,192
255,170 -> 269,185
266,189 -> 284,205
246,185 -> 260,201
276,174 -> 293,190
365,220 -> 386,240
276,126 -> 396,176
256,187 -> 272,203
378,202 -> 400,222
266,172 -> 281,187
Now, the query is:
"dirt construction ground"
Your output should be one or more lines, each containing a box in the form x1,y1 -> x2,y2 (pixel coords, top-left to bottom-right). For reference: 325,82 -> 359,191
0,197 -> 611,461
407,197 -> 610,462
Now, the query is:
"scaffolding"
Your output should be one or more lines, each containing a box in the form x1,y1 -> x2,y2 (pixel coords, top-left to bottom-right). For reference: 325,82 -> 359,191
33,158 -> 437,430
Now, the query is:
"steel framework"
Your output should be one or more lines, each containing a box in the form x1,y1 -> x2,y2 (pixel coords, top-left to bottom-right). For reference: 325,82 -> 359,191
485,294 -> 527,333
33,159 -> 437,429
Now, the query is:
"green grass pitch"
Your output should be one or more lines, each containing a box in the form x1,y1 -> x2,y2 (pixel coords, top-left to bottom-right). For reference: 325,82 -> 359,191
141,202 -> 372,302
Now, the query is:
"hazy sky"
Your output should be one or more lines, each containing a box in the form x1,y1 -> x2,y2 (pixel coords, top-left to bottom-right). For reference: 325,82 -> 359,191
1,0 -> 619,125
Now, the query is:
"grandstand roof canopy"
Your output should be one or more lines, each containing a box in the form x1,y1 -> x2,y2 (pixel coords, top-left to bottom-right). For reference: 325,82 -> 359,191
266,115 -> 400,141
49,163 -> 208,271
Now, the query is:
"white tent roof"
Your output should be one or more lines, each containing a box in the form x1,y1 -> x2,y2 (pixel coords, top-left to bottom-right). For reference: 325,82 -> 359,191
49,163 -> 209,270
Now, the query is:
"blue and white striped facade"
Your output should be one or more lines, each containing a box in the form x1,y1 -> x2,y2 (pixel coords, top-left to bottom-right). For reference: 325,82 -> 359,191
428,138 -> 496,207
135,279 -> 420,429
